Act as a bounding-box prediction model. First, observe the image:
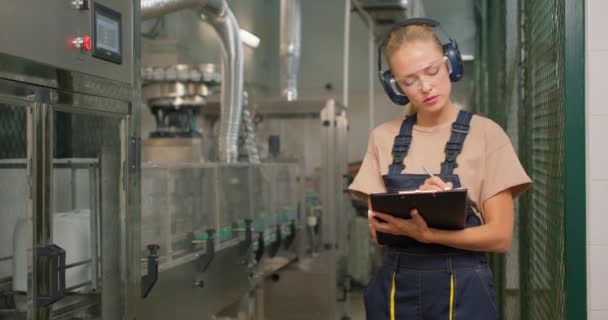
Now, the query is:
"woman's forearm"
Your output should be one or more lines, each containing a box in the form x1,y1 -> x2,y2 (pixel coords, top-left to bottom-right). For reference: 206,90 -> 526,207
427,223 -> 512,253
426,191 -> 515,253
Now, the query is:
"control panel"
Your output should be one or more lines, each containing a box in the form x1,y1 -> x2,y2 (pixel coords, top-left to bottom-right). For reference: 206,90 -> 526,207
91,2 -> 122,64
0,0 -> 132,84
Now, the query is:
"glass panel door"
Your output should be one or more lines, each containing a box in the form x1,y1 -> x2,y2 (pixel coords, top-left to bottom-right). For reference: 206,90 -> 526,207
49,109 -> 125,320
0,100 -> 33,320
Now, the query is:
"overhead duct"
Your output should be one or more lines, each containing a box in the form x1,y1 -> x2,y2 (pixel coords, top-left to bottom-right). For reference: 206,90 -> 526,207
279,0 -> 301,101
141,0 -> 244,163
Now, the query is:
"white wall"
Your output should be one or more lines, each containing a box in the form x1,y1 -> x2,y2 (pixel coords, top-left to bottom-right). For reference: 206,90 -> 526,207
586,1 -> 608,319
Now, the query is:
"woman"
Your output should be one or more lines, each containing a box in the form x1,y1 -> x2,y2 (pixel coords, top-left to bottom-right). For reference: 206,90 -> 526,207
348,18 -> 531,319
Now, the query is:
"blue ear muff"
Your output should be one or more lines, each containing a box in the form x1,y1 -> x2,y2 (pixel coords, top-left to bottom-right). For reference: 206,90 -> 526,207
380,70 -> 409,105
443,40 -> 464,82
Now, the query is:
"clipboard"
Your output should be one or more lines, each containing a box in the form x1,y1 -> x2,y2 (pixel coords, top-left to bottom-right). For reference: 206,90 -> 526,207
370,188 -> 468,245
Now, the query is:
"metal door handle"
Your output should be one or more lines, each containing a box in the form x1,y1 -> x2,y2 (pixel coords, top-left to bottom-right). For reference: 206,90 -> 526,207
141,244 -> 160,298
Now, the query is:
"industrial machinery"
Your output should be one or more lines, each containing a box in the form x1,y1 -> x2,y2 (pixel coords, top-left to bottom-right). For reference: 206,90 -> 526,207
141,63 -> 220,138
0,1 -> 354,319
249,99 -> 352,320
137,10 -> 272,318
0,1 -> 141,319
136,0 -> 354,317
140,96 -> 350,320
138,160 -> 301,319
139,61 -> 303,313
138,61 -> 304,320
140,63 -> 221,163
137,0 -> 311,317
138,45 -> 348,320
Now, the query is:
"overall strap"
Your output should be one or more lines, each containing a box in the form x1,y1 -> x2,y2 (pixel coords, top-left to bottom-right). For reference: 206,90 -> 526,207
440,110 -> 473,175
388,114 -> 417,176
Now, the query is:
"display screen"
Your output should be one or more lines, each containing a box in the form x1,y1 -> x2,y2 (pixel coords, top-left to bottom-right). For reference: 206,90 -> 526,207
96,13 -> 120,54
92,3 -> 122,64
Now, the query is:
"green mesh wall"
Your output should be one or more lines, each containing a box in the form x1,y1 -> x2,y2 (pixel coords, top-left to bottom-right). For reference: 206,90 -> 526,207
474,0 -> 567,319
519,0 -> 566,318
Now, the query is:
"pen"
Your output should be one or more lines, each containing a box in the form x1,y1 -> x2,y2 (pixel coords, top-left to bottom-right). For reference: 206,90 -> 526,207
423,165 -> 452,190
422,166 -> 433,178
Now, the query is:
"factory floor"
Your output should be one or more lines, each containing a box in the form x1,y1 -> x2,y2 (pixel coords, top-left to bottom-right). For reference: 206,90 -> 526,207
344,288 -> 366,320
212,287 -> 366,320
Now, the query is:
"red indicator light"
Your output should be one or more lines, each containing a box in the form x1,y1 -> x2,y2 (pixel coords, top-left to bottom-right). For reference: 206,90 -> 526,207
83,35 -> 92,52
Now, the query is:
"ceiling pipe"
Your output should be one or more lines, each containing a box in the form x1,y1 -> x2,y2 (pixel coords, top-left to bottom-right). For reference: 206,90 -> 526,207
279,0 -> 301,101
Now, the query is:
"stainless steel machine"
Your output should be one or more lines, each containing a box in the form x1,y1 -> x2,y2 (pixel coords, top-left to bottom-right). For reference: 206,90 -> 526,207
0,1 -> 355,319
249,99 -> 352,320
0,1 -> 141,319
138,62 -> 304,320
138,160 -> 302,319
137,1 -> 308,317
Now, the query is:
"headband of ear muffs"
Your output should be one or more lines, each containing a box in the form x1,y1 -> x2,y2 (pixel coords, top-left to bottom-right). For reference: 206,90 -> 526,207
377,18 -> 464,106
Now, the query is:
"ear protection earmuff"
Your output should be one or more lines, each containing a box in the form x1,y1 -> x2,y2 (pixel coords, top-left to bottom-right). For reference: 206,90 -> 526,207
378,17 -> 464,106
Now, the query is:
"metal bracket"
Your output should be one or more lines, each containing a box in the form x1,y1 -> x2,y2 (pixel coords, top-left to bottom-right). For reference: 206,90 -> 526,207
189,230 -> 215,273
255,232 -> 265,262
283,220 -> 297,250
268,225 -> 282,258
127,136 -> 141,172
237,219 -> 253,258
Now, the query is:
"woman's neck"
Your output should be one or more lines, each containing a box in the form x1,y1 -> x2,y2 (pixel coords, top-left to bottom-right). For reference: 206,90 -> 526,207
415,102 -> 459,128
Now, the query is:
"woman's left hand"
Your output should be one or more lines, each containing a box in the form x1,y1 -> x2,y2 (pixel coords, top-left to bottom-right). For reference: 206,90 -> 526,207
369,209 -> 432,243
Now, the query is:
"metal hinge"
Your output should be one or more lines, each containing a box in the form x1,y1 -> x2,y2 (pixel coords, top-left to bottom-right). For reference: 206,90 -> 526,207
127,136 -> 141,172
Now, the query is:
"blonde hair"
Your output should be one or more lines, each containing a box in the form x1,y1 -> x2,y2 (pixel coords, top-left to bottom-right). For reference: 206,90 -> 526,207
385,25 -> 443,117
402,102 -> 416,117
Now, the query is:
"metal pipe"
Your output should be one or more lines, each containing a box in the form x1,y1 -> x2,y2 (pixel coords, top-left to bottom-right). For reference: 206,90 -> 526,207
142,0 -> 244,163
242,92 -> 261,164
411,0 -> 426,17
66,280 -> 93,292
280,0 -> 301,101
141,0 -> 207,20
65,259 -> 92,269
342,0 -> 351,108
202,4 -> 244,163
351,0 -> 376,130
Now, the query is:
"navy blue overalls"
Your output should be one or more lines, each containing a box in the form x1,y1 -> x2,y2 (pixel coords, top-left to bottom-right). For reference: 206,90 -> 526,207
364,111 -> 498,320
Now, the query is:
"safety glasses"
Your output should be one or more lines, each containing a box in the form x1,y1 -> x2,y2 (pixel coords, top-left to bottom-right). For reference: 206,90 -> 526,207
390,56 -> 452,96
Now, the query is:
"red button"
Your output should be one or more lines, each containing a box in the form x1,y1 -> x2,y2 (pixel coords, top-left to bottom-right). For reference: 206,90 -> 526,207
83,35 -> 92,52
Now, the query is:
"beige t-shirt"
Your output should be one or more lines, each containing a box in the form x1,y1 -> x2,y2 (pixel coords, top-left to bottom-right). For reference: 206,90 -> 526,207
348,114 -> 532,222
